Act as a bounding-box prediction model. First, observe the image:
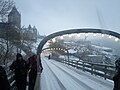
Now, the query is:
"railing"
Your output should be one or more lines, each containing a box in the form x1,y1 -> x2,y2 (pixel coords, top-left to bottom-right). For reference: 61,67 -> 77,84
5,55 -> 40,90
7,71 -> 16,90
52,57 -> 116,80
3,65 -> 16,90
34,55 -> 42,90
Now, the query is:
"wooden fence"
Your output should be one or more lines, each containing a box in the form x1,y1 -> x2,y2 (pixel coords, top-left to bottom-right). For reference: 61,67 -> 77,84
52,57 -> 116,80
4,65 -> 16,90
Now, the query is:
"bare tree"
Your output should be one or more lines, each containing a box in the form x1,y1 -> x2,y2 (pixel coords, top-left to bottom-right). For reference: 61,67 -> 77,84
0,0 -> 14,22
48,39 -> 66,57
76,44 -> 93,61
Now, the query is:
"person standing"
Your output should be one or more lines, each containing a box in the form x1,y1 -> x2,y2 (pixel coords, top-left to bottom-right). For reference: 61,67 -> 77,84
113,57 -> 120,90
10,53 -> 28,90
28,55 -> 37,90
48,54 -> 50,59
0,65 -> 10,90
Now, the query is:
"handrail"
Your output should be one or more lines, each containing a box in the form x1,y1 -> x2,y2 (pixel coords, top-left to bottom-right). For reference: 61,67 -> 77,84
6,69 -> 16,90
52,57 -> 116,80
34,54 -> 41,90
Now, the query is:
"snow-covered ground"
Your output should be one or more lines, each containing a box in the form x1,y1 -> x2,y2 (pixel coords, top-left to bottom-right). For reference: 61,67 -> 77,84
40,57 -> 114,90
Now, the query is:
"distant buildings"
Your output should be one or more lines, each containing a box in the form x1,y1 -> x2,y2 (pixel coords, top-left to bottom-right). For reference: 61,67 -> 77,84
0,6 -> 38,41
8,6 -> 21,29
65,40 -> 116,65
0,6 -> 21,31
21,25 -> 38,41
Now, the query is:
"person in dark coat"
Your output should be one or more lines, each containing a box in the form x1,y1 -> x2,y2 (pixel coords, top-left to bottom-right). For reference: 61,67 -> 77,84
113,57 -> 120,90
0,65 -> 10,90
48,54 -> 50,59
28,55 -> 37,90
39,57 -> 43,73
10,53 -> 28,90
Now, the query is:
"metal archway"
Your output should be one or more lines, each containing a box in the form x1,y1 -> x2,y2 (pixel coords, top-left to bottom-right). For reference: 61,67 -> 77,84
41,47 -> 69,61
37,28 -> 120,55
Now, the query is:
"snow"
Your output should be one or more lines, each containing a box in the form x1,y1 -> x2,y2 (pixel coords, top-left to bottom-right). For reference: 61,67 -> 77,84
91,45 -> 112,51
32,38 -> 43,53
40,57 -> 114,90
87,55 -> 102,57
68,49 -> 77,53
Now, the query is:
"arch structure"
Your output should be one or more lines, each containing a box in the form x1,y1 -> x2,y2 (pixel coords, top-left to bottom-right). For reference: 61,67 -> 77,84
37,28 -> 120,56
42,47 -> 68,52
42,47 -> 69,60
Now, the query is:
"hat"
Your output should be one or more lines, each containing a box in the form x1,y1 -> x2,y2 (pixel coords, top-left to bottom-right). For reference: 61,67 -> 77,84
16,53 -> 22,58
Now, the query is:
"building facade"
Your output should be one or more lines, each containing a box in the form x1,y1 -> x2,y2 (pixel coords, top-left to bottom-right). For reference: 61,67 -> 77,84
0,6 -> 38,41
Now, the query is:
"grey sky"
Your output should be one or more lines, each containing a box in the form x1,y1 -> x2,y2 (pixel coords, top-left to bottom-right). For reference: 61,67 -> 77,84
15,0 -> 120,35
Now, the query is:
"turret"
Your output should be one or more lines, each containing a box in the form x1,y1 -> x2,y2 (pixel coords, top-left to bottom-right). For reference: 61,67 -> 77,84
8,6 -> 21,28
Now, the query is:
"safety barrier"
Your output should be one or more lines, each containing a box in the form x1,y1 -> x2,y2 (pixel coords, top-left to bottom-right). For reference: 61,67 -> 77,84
7,71 -> 16,90
52,57 -> 116,80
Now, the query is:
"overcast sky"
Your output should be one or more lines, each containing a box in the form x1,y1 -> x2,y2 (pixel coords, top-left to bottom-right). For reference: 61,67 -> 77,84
15,0 -> 120,35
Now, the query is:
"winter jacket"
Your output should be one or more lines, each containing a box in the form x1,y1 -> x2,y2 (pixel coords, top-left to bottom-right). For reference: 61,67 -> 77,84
0,66 -> 10,90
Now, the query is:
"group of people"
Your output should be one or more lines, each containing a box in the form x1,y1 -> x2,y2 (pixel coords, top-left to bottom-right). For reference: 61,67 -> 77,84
0,53 -> 43,90
1,52 -> 120,90
10,54 -> 120,90
10,53 -> 43,90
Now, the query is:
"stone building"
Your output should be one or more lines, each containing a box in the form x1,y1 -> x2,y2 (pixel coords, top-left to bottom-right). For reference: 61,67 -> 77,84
8,6 -> 21,29
22,24 -> 38,41
0,6 -> 38,41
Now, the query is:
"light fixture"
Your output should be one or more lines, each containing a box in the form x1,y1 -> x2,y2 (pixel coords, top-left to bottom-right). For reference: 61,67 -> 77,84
46,42 -> 49,45
77,33 -> 80,37
93,33 -> 96,37
115,38 -> 119,42
69,34 -> 72,38
60,36 -> 64,39
52,38 -> 56,42
85,33 -> 88,37
108,35 -> 112,39
101,34 -> 105,37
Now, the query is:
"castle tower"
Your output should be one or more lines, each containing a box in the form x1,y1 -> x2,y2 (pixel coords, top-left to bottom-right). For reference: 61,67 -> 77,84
33,26 -> 37,40
33,26 -> 37,34
8,6 -> 21,29
28,24 -> 32,30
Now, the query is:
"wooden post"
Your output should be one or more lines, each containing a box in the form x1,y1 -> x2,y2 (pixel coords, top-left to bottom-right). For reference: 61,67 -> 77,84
91,64 -> 93,75
76,61 -> 79,69
83,62 -> 85,71
104,66 -> 107,80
